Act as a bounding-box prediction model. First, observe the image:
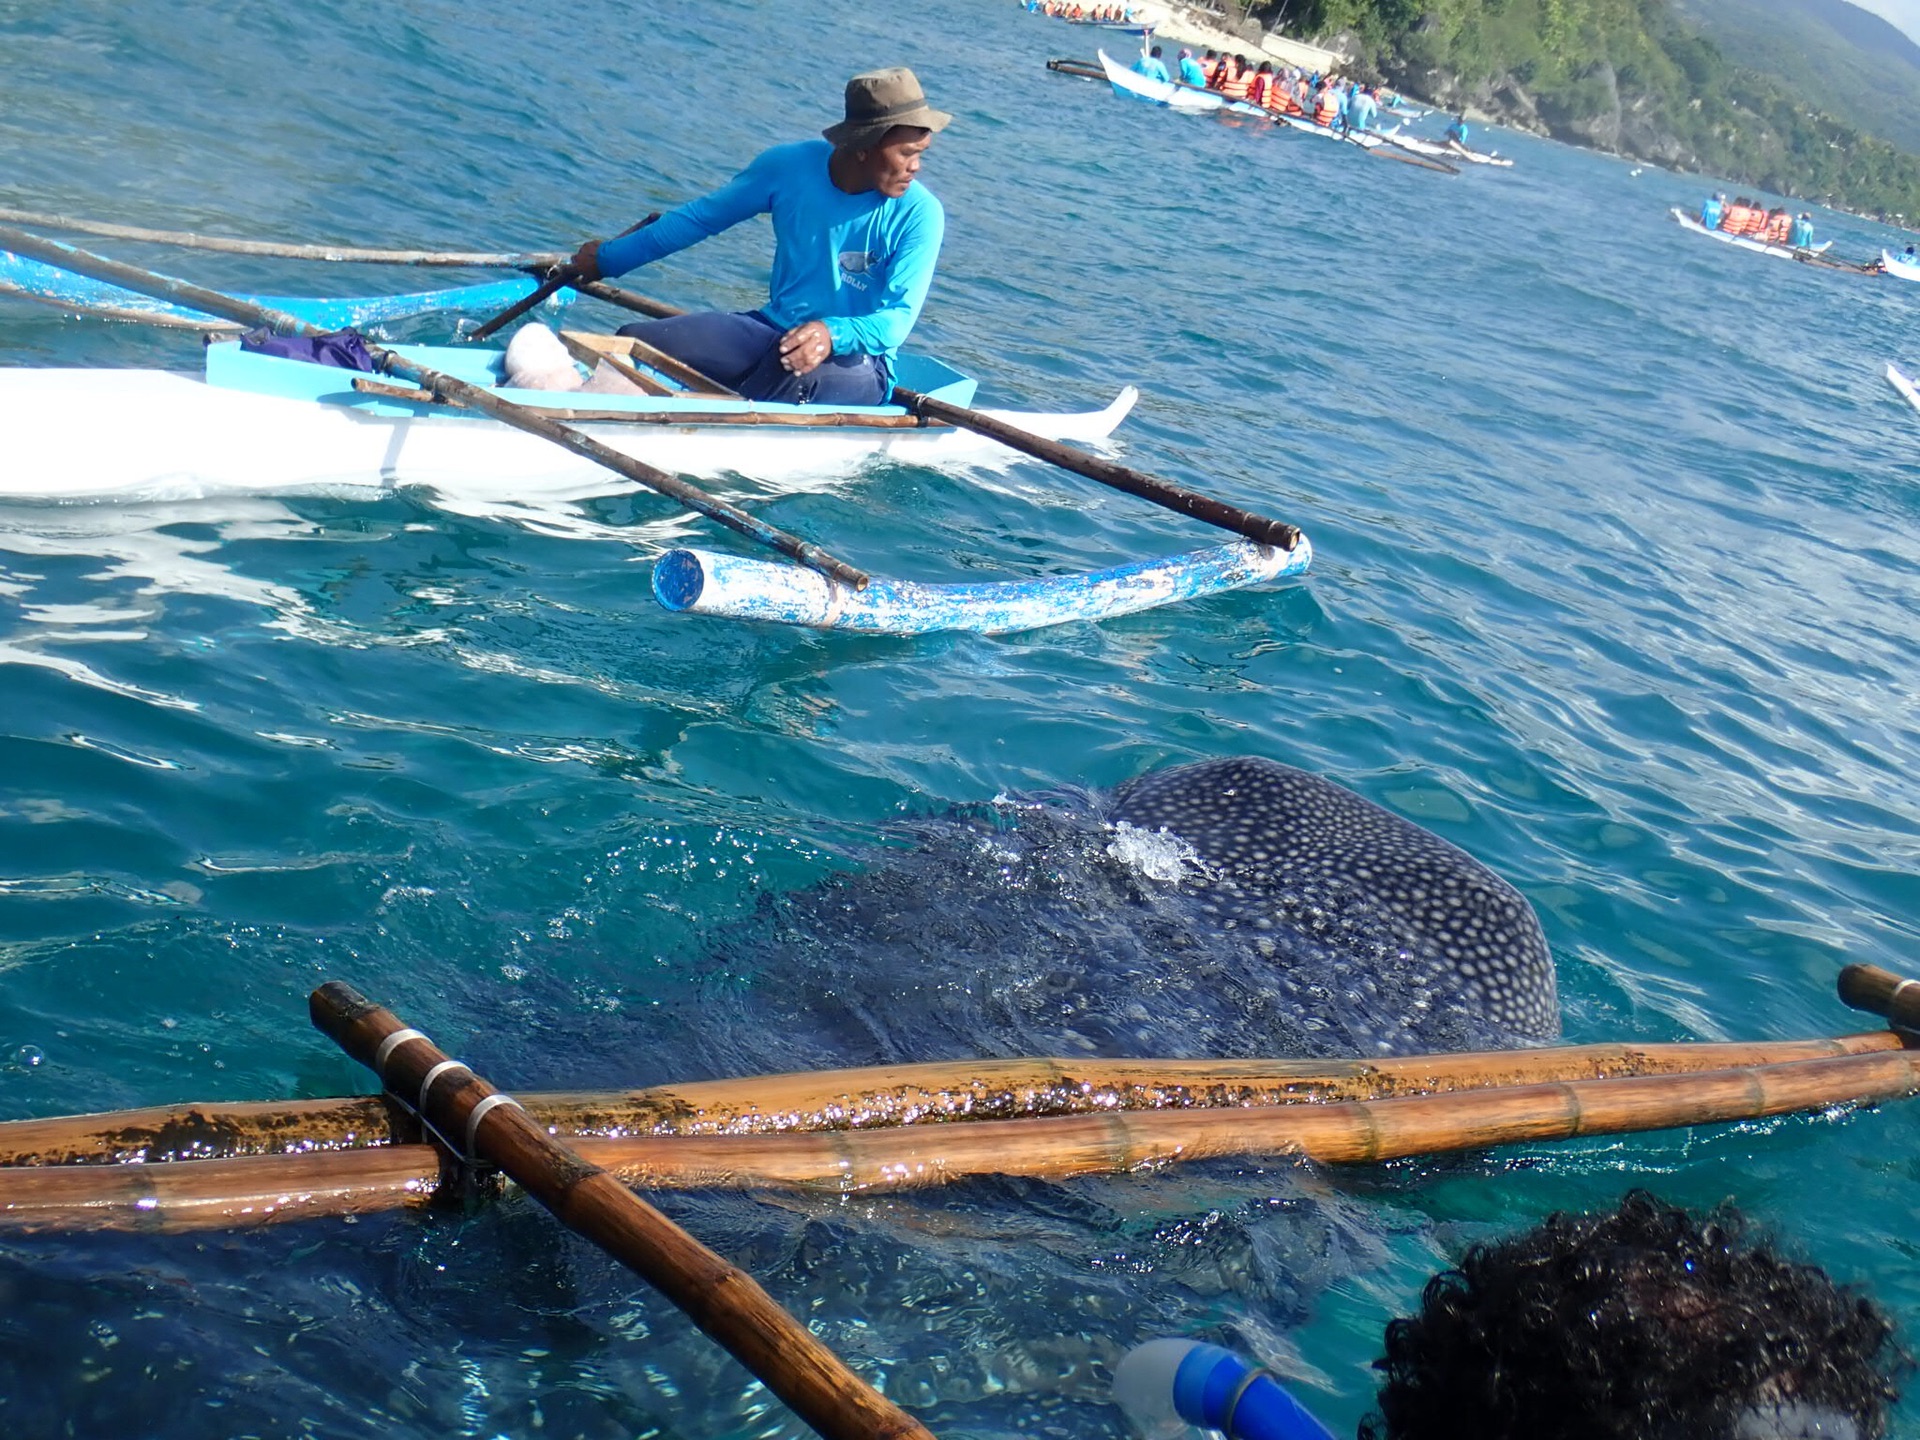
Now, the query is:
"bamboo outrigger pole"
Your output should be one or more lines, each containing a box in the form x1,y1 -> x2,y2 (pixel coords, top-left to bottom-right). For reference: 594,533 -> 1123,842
308,981 -> 936,1440
1,1032 -> 1906,1169
0,206 -> 569,268
5,1037 -> 1919,1236
0,224 -> 870,589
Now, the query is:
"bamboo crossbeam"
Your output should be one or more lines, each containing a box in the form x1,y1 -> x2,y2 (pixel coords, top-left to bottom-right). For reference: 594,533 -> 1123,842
347,375 -> 949,429
5,1045 -> 1918,1235
1,1034 -> 1903,1170
308,982 -> 937,1440
0,206 -> 565,268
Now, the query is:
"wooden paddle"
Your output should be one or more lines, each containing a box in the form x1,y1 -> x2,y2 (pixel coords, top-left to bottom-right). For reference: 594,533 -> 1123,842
469,213 -> 662,342
0,223 -> 868,588
309,982 -> 937,1440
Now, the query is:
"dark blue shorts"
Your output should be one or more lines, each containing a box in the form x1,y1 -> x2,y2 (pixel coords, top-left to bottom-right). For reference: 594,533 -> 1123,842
615,311 -> 891,405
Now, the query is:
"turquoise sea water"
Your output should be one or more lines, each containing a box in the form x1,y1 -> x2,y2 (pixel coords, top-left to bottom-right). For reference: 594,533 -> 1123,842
4,1 -> 1920,1436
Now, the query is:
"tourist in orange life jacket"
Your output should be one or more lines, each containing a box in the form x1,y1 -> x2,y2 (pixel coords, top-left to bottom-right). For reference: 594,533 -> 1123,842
1220,58 -> 1253,100
1763,208 -> 1793,244
1198,49 -> 1219,83
1313,82 -> 1342,126
1245,61 -> 1275,109
1720,198 -> 1752,233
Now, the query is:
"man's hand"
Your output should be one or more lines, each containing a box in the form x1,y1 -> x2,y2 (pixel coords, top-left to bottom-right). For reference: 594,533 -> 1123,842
778,319 -> 834,376
567,239 -> 603,283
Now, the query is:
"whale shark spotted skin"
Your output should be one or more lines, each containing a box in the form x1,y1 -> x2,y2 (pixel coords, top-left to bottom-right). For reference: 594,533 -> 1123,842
683,755 -> 1561,1077
1110,756 -> 1559,1042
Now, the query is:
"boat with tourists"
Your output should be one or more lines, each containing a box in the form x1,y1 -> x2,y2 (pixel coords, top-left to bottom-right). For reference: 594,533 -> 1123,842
1668,206 -> 1838,262
1095,49 -> 1388,150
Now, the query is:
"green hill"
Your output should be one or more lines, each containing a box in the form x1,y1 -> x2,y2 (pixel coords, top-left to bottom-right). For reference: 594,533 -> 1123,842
1260,0 -> 1920,220
1672,0 -> 1920,153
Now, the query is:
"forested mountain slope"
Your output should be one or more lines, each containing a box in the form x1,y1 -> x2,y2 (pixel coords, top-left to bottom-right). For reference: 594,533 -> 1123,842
1673,0 -> 1920,153
1264,0 -> 1920,220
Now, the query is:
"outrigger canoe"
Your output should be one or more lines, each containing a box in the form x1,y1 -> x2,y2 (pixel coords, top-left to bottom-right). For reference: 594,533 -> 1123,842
0,335 -> 1138,500
0,222 -> 1305,638
1377,129 -> 1513,166
0,248 -> 566,330
1668,208 -> 1834,260
1095,49 -> 1386,147
1098,48 -> 1238,113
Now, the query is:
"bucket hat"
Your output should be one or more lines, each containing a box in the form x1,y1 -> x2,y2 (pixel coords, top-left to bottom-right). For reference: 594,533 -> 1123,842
823,67 -> 952,148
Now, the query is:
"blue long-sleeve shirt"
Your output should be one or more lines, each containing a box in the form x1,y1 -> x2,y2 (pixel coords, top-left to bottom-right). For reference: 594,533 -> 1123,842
595,139 -> 945,362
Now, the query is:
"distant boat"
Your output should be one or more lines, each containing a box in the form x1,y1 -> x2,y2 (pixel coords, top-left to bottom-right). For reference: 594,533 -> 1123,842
1880,249 -> 1920,282
1669,207 -> 1834,260
1377,128 -> 1510,166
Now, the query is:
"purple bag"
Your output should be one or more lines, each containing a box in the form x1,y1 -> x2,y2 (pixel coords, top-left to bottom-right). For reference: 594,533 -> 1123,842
238,326 -> 377,372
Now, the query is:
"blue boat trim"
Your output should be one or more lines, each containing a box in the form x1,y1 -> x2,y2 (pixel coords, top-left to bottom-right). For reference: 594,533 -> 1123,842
650,537 -> 1313,635
201,339 -> 981,418
0,250 -> 573,329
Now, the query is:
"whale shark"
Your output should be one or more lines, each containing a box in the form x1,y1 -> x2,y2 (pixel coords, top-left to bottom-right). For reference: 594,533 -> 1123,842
684,754 -> 1560,1079
1110,755 -> 1560,1045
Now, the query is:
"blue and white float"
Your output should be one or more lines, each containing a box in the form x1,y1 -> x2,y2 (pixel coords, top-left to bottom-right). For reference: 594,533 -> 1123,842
653,536 -> 1311,635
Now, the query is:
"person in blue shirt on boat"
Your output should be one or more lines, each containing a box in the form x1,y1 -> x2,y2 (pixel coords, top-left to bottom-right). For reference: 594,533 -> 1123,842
1342,84 -> 1379,135
1700,193 -> 1725,230
1132,45 -> 1170,82
1177,48 -> 1206,87
1790,212 -> 1815,249
1445,113 -> 1470,148
565,68 -> 948,407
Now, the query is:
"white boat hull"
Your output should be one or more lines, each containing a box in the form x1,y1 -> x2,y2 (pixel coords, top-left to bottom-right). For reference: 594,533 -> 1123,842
1887,362 -> 1920,414
1880,250 -> 1920,282
0,368 -> 1140,502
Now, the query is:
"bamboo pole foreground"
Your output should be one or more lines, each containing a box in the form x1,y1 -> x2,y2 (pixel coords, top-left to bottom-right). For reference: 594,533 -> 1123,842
3,1032 -> 1904,1169
8,1041 -> 1920,1235
308,982 -> 935,1440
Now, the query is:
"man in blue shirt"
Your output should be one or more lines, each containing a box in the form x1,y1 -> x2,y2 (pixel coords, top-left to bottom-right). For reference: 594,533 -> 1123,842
1789,212 -> 1815,249
567,68 -> 949,405
1132,45 -> 1170,83
1700,193 -> 1725,229
1177,48 -> 1206,87
1342,84 -> 1379,134
1445,113 -> 1470,148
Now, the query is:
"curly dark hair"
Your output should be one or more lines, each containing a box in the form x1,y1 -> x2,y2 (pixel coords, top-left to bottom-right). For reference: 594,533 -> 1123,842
1360,1190 -> 1904,1440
